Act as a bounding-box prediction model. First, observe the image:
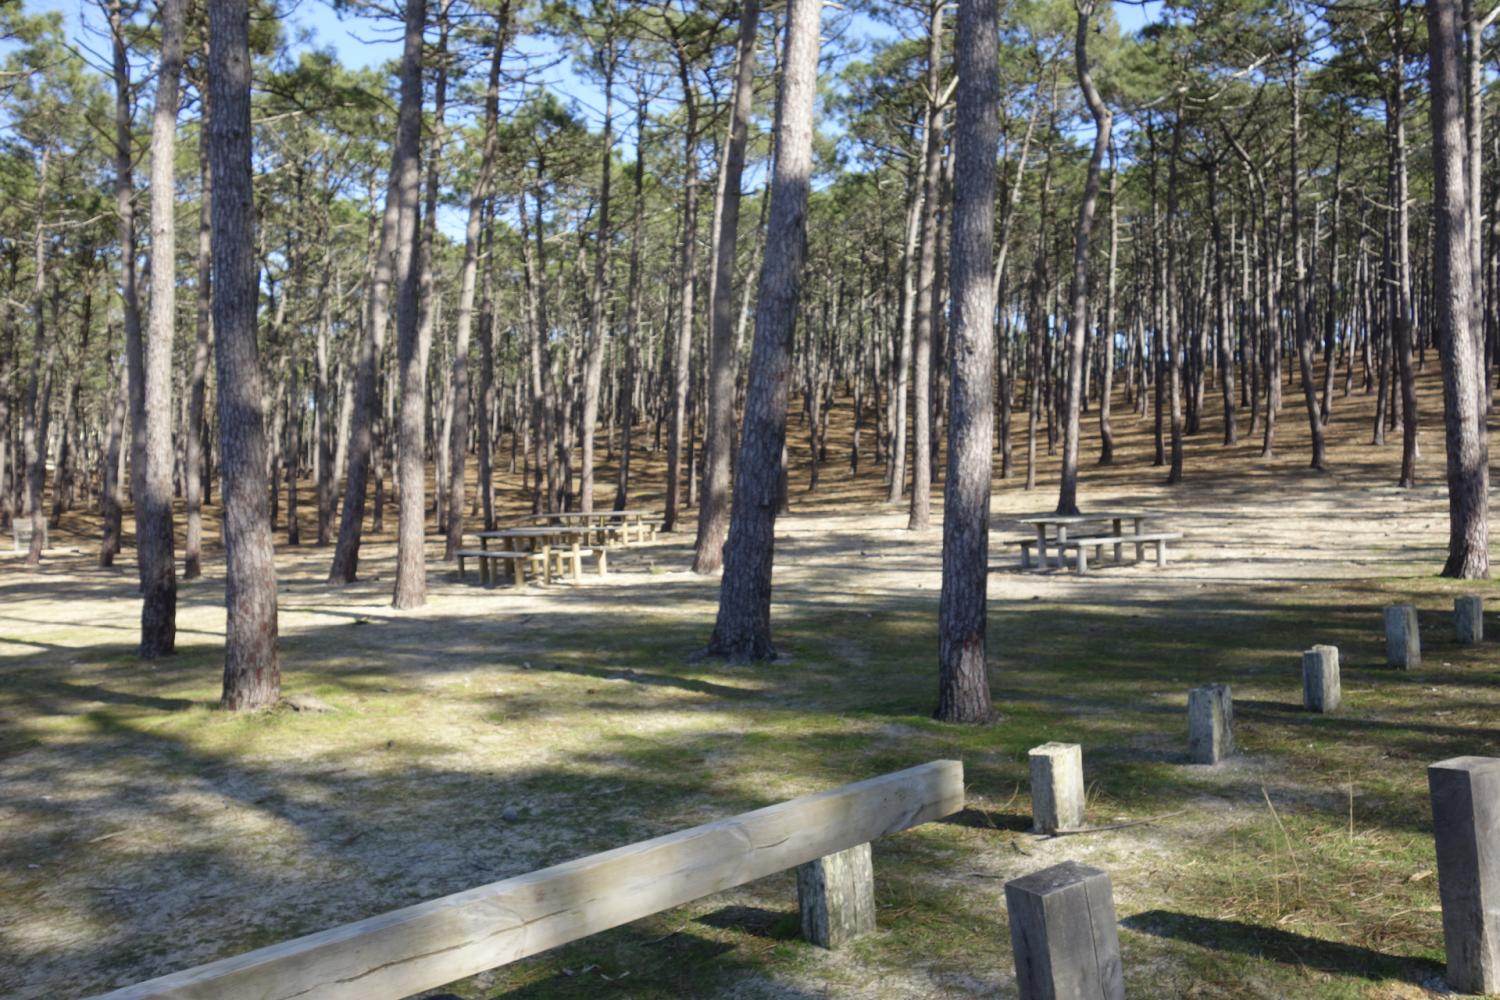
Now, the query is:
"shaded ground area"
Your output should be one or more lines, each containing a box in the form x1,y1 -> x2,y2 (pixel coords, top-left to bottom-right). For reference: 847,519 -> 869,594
1,371 -> 1494,999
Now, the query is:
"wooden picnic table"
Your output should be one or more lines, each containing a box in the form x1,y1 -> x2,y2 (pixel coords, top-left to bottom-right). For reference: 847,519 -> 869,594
509,509 -> 658,544
477,526 -> 593,583
1016,511 -> 1151,570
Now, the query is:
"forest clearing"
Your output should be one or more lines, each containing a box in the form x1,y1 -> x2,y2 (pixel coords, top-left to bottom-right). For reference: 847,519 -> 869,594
4,0 -> 1500,994
3,368 -> 1497,999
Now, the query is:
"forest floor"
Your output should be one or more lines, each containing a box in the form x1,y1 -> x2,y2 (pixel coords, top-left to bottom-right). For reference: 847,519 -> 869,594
3,366 -> 1498,999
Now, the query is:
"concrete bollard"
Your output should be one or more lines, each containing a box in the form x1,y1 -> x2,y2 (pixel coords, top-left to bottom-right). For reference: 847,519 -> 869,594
1301,645 -> 1341,713
1004,860 -> 1125,1000
796,842 -> 876,949
1029,742 -> 1086,834
1188,683 -> 1234,764
1429,756 -> 1500,994
1456,595 -> 1484,645
1385,604 -> 1421,669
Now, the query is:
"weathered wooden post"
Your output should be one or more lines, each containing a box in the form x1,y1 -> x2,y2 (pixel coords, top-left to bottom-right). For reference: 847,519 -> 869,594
1004,860 -> 1124,1000
1456,596 -> 1484,645
1188,683 -> 1233,764
1385,604 -> 1421,669
1029,742 -> 1085,834
1301,645 -> 1341,713
1429,756 -> 1500,994
797,843 -> 876,949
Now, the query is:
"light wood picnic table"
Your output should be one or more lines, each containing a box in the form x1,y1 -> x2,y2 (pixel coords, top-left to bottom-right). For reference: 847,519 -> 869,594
477,526 -> 592,582
1016,512 -> 1151,570
509,510 -> 658,544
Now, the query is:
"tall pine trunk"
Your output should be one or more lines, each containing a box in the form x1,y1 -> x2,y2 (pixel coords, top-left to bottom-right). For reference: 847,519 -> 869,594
1428,0 -> 1490,578
935,0 -> 998,724
694,0 -> 760,573
706,0 -> 821,661
209,0 -> 281,708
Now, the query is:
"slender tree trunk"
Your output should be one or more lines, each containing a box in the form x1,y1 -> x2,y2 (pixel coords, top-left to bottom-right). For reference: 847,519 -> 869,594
22,162 -> 55,569
105,0 -> 141,570
936,0 -> 998,724
614,85 -> 649,511
907,1 -> 945,531
445,10 -> 507,558
1289,48 -> 1326,470
694,0 -> 760,573
390,0 -> 430,608
1428,0 -> 1490,578
184,138 -> 212,578
137,0 -> 183,655
665,45 -> 701,533
706,0 -> 821,661
1057,0 -> 1111,514
1098,140 -> 1119,464
208,0 -> 280,708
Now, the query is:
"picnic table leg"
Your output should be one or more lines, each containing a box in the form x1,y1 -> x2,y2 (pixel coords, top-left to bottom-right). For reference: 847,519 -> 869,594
1134,520 -> 1146,563
458,553 -> 466,582
570,541 -> 582,582
1112,518 -> 1124,563
541,544 -> 553,585
1156,538 -> 1169,567
1035,526 -> 1049,570
1055,526 -> 1069,569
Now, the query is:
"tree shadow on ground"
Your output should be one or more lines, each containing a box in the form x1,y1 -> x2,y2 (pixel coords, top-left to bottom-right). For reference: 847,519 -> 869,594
1121,910 -> 1441,984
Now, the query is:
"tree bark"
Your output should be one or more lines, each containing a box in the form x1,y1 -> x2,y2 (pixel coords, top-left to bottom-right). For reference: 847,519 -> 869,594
694,0 -> 760,573
935,0 -> 998,724
390,0 -> 430,608
209,0 -> 281,708
1428,0 -> 1490,578
706,0 -> 821,661
1056,0 -> 1111,515
137,0 -> 183,655
445,7 -> 508,558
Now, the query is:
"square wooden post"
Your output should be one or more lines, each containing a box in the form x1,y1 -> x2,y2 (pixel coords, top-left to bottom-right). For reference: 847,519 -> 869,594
1188,684 -> 1233,764
1385,604 -> 1421,669
1430,756 -> 1500,993
1456,595 -> 1484,645
1302,645 -> 1341,713
797,842 -> 875,949
1004,860 -> 1124,1000
1029,742 -> 1085,834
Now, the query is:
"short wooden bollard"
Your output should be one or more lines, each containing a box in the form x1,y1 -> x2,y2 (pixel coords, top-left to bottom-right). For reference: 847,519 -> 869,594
1188,683 -> 1233,764
797,842 -> 875,949
1301,645 -> 1341,713
1457,596 -> 1484,645
1029,742 -> 1085,834
1385,604 -> 1421,669
1004,860 -> 1124,1000
1429,756 -> 1500,993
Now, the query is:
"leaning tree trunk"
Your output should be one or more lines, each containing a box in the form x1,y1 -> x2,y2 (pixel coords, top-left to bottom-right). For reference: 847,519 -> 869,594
935,0 -> 998,724
1289,48 -> 1326,471
706,0 -> 821,662
694,0 -> 761,574
137,0 -> 184,655
209,0 -> 280,709
1056,0 -> 1112,515
1428,0 -> 1490,578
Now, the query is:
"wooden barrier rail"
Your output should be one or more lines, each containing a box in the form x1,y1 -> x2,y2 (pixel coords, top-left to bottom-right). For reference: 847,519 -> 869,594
91,760 -> 964,1000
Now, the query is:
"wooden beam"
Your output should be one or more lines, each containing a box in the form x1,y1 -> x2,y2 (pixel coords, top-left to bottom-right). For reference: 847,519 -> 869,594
90,760 -> 963,1000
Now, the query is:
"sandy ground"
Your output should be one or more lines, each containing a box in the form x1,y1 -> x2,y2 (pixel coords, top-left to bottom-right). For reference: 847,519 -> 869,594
0,374 -> 1490,999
